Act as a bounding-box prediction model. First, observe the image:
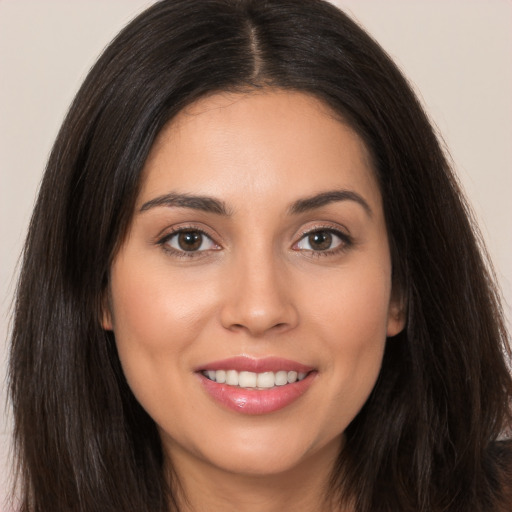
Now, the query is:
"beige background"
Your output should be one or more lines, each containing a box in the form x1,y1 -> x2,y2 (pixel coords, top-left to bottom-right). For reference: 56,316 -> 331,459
1,0 -> 511,508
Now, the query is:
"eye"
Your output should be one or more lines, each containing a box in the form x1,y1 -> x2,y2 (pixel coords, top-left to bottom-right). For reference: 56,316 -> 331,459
161,229 -> 219,253
294,229 -> 349,253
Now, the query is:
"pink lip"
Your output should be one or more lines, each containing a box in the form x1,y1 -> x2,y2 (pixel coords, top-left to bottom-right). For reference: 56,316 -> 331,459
196,356 -> 317,415
196,356 -> 314,373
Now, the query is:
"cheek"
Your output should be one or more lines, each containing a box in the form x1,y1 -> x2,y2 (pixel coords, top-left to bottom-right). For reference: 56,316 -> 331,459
306,259 -> 392,343
107,257 -> 218,402
110,255 -> 216,341
302,260 -> 391,418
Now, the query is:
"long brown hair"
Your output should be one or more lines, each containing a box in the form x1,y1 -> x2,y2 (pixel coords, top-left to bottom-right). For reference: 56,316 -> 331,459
9,1 -> 511,511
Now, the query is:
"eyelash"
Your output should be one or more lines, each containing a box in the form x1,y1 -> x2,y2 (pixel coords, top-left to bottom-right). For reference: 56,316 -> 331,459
157,225 -> 219,259
293,226 -> 353,258
156,225 -> 353,258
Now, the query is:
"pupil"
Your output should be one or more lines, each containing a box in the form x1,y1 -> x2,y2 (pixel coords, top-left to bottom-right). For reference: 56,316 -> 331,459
309,231 -> 332,250
178,231 -> 202,251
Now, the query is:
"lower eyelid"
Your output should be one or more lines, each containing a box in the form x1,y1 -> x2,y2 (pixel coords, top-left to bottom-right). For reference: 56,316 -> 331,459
157,227 -> 220,252
169,233 -> 217,251
156,226 -> 352,257
294,228 -> 352,250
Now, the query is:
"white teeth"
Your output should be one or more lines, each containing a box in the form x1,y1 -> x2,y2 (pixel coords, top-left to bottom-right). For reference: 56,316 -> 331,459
257,372 -> 275,388
226,370 -> 239,386
202,369 -> 309,389
275,371 -> 288,386
287,371 -> 298,383
238,371 -> 257,388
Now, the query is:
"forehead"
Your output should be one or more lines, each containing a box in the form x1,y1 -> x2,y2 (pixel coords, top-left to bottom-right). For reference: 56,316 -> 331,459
138,90 -> 381,212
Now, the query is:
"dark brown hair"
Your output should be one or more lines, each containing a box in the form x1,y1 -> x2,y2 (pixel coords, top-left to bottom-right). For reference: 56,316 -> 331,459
9,1 -> 512,511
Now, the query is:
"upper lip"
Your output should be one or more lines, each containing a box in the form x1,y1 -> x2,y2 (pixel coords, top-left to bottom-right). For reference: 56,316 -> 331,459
196,356 -> 314,373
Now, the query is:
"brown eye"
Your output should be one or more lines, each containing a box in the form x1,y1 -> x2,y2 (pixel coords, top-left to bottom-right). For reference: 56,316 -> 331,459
164,229 -> 218,253
308,231 -> 332,251
178,231 -> 203,251
295,229 -> 347,252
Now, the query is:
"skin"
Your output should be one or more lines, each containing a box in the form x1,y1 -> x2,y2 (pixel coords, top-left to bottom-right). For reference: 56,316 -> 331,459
103,90 -> 405,512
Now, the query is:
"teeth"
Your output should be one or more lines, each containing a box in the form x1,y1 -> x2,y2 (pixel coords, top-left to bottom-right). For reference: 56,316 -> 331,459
238,371 -> 257,388
226,370 -> 239,386
275,371 -> 288,386
287,371 -> 298,383
257,372 -> 275,388
202,369 -> 309,389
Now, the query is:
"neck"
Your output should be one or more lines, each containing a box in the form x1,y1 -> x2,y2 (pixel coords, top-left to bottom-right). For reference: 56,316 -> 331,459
165,437 -> 349,512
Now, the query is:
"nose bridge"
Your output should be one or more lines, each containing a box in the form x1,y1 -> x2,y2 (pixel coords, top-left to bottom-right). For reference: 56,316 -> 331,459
220,238 -> 298,336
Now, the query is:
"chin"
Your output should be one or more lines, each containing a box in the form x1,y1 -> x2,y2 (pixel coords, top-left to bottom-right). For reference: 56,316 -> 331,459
181,426 -> 343,479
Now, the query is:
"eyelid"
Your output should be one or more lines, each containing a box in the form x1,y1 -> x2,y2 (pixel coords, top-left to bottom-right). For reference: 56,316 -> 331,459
154,222 -> 353,259
292,224 -> 353,254
295,222 -> 351,240
156,224 -> 222,257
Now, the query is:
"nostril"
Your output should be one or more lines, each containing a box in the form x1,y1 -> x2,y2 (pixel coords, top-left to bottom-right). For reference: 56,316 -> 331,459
219,290 -> 299,336
225,321 -> 291,335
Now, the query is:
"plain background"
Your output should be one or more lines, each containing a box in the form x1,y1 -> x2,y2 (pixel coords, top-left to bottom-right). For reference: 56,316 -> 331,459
1,0 -> 511,508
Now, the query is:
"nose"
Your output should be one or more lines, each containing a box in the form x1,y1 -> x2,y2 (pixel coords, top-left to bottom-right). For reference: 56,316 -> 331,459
219,250 -> 299,337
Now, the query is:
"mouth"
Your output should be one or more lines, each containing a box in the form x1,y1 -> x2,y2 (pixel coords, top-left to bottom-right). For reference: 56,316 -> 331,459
196,356 -> 316,415
201,369 -> 308,389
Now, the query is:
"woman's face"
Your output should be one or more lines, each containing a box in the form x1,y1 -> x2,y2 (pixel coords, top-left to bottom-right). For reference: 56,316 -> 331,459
103,91 -> 404,478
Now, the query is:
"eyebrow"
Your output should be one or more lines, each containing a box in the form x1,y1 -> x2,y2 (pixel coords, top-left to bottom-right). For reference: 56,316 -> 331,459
139,193 -> 231,215
139,189 -> 372,217
288,189 -> 372,217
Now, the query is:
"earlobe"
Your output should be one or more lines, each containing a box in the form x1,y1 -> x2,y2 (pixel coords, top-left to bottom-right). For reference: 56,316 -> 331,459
101,292 -> 113,331
386,298 -> 406,337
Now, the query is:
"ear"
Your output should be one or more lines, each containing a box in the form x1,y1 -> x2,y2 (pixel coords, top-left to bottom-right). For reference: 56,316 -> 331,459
386,293 -> 406,337
101,290 -> 113,331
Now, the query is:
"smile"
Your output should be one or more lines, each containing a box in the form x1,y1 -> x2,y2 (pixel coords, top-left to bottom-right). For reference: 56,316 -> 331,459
201,369 -> 308,389
197,357 -> 316,414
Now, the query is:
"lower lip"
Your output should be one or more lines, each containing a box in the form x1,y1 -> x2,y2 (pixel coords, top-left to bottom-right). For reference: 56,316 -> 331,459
198,372 -> 316,415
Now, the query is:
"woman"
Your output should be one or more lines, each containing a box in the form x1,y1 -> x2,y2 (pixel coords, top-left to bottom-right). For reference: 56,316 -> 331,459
9,0 -> 511,511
